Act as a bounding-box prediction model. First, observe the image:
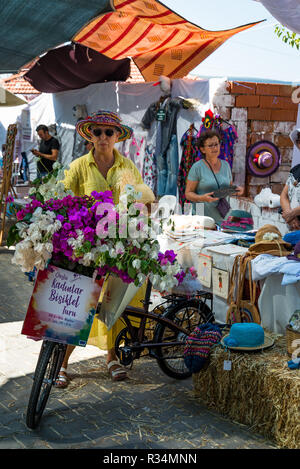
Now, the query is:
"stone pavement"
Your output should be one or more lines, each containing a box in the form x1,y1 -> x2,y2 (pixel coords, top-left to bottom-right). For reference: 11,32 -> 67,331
0,247 -> 278,450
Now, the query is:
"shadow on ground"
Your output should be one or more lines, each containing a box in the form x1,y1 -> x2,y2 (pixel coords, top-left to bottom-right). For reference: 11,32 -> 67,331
0,248 -> 33,324
0,354 -> 278,449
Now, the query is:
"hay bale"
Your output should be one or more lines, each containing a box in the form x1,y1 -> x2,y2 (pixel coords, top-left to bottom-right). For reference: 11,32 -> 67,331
193,335 -> 300,449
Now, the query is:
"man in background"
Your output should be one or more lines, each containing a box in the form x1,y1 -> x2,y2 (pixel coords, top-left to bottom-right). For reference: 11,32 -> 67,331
31,125 -> 60,177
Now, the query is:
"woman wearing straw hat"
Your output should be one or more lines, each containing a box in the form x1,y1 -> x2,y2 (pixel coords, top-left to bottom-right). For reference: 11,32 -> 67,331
56,110 -> 155,387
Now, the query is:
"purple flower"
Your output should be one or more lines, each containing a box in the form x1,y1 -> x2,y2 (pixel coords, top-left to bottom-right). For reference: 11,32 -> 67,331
175,270 -> 186,284
63,222 -> 72,231
158,250 -> 177,265
83,226 -> 95,243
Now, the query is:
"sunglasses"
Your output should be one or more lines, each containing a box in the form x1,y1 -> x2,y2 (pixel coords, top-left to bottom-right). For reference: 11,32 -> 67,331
204,142 -> 220,148
91,128 -> 115,138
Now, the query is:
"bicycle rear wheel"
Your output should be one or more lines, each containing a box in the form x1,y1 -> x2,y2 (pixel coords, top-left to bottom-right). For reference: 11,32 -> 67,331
26,340 -> 66,429
154,299 -> 213,379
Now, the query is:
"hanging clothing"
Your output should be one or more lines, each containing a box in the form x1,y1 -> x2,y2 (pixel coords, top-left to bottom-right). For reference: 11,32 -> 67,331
142,96 -> 184,196
143,141 -> 157,194
157,134 -> 179,196
197,122 -> 238,168
177,124 -> 200,207
119,130 -> 147,177
142,96 -> 183,157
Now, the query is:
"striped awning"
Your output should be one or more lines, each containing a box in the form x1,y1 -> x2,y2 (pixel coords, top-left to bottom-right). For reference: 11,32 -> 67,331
73,0 -> 264,81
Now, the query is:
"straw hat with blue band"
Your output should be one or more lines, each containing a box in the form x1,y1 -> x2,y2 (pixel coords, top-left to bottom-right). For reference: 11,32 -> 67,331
76,110 -> 133,142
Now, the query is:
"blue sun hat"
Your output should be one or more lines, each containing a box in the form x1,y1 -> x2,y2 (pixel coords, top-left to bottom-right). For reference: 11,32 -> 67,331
221,323 -> 274,351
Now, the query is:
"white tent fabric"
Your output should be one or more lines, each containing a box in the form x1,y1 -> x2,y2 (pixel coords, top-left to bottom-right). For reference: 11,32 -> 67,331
1,78 -> 221,179
256,0 -> 300,34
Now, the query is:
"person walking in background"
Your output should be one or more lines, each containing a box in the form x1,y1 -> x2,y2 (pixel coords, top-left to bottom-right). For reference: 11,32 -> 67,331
31,125 -> 60,178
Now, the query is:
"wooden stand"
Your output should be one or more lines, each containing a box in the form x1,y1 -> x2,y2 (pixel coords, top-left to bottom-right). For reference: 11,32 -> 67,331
0,124 -> 18,245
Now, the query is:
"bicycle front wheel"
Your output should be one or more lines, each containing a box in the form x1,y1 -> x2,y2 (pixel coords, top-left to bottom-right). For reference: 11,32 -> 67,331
153,299 -> 212,379
26,340 -> 66,429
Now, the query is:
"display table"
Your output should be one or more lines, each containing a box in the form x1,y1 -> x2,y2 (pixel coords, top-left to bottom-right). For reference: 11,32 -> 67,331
258,275 -> 300,334
157,232 -> 300,334
193,335 -> 300,449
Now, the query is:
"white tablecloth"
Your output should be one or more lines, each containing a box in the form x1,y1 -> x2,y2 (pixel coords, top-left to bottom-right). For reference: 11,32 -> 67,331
258,275 -> 300,334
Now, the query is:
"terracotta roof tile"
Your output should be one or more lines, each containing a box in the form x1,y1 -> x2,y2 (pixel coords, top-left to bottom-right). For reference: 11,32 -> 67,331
1,73 -> 40,96
126,60 -> 202,83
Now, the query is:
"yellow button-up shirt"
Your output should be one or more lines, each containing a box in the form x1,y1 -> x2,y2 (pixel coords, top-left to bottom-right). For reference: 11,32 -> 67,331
62,148 -> 144,203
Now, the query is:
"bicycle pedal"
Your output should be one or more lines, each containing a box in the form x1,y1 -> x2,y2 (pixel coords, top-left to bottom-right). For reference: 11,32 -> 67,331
119,345 -> 133,366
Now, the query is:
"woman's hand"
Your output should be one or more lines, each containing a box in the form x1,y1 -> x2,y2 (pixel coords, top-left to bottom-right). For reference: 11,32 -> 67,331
289,217 -> 300,231
202,192 -> 219,203
234,186 -> 244,196
283,207 -> 300,224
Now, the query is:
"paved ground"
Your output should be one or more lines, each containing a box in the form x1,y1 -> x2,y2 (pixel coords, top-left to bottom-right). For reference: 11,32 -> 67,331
0,246 -> 278,450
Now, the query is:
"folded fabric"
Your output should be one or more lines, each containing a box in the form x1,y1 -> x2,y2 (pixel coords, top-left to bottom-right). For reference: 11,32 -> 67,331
287,358 -> 300,370
184,323 -> 222,373
279,261 -> 300,275
283,230 -> 300,246
251,254 -> 292,280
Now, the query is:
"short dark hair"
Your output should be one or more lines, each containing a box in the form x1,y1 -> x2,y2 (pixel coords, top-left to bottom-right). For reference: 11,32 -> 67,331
36,125 -> 49,133
197,130 -> 221,149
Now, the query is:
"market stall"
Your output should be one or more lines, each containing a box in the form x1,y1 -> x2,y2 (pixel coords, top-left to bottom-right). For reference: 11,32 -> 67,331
157,213 -> 300,335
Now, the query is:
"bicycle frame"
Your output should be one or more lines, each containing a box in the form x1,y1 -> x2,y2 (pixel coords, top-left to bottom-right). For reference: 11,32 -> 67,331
117,279 -> 214,358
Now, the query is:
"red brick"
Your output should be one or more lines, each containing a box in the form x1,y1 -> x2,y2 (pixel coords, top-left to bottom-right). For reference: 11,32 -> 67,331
280,147 -> 293,164
256,83 -> 280,96
259,95 -> 297,110
278,85 -> 293,97
230,81 -> 256,95
250,133 -> 274,145
235,95 -> 260,108
250,121 -> 274,133
247,108 -> 272,120
270,110 -> 297,121
274,135 -> 294,147
270,183 -> 285,195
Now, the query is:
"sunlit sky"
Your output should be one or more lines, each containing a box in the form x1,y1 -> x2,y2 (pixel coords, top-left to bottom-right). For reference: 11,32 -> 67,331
162,0 -> 300,84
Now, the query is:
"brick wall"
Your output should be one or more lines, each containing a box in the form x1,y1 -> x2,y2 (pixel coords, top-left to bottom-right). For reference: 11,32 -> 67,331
213,80 -> 299,199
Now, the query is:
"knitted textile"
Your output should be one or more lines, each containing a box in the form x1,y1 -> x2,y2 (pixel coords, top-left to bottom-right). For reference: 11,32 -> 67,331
184,323 -> 222,373
76,110 -> 133,142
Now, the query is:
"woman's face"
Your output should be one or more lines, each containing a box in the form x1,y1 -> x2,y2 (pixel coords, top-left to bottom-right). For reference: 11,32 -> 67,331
89,125 -> 120,154
200,136 -> 220,158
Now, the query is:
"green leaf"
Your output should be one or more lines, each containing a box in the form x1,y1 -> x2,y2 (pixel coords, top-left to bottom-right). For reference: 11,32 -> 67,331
82,241 -> 92,253
22,213 -> 32,222
35,192 -> 44,203
6,225 -> 21,247
128,266 -> 137,279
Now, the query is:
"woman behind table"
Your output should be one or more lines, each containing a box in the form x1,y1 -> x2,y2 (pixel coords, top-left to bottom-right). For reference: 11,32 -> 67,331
185,130 -> 243,224
280,129 -> 300,231
56,110 -> 155,387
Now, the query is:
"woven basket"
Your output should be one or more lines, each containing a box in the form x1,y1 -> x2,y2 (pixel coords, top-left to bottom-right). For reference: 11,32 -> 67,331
286,325 -> 300,356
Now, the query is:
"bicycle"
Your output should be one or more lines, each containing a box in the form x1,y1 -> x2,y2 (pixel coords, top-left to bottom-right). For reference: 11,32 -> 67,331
25,279 -> 214,429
